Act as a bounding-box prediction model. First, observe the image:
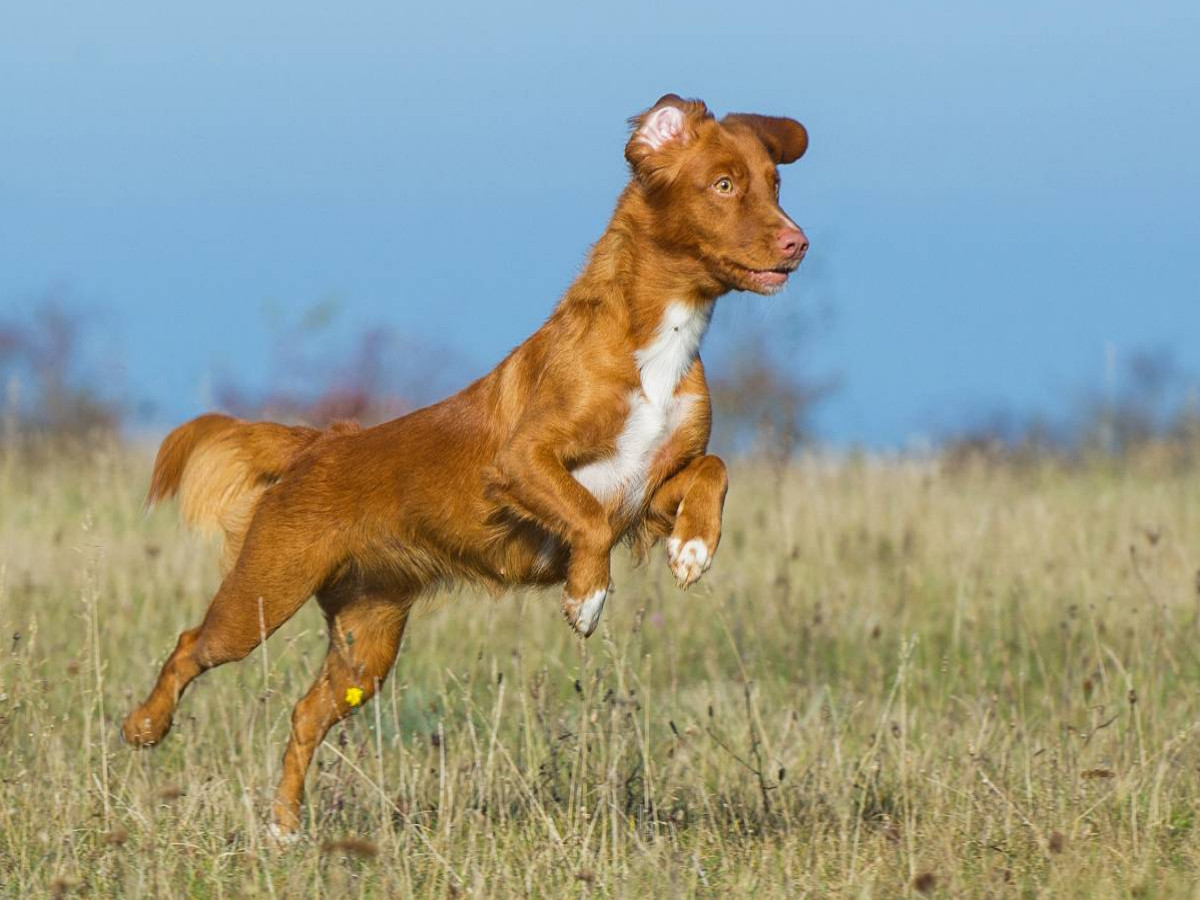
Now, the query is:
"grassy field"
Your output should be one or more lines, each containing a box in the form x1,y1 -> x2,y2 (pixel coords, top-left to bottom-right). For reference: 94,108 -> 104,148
1,441 -> 1199,897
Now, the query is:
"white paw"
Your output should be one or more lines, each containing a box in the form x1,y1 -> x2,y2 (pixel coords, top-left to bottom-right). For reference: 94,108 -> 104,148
266,822 -> 302,847
667,537 -> 711,588
564,587 -> 608,638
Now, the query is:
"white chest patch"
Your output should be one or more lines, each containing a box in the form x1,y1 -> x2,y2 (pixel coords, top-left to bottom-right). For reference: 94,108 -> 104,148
572,301 -> 713,510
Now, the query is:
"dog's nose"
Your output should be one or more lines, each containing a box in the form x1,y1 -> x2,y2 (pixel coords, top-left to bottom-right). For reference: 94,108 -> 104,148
778,227 -> 809,261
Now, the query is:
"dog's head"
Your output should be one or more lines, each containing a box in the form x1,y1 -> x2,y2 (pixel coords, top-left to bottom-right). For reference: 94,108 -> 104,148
625,94 -> 809,295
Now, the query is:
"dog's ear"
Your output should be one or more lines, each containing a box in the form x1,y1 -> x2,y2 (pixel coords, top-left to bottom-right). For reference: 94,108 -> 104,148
625,94 -> 711,176
722,113 -> 808,165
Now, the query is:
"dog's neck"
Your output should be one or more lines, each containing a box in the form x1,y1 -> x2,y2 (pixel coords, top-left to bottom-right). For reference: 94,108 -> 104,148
566,183 -> 726,349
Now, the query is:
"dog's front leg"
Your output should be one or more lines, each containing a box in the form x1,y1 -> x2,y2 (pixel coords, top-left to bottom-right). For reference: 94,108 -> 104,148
647,454 -> 729,588
492,441 -> 614,636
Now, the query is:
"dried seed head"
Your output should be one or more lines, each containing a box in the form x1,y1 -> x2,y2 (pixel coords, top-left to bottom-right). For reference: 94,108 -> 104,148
1049,831 -> 1065,854
913,871 -> 937,894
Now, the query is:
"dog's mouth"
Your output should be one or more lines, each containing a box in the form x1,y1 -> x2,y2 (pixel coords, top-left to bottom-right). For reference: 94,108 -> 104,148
726,260 -> 799,294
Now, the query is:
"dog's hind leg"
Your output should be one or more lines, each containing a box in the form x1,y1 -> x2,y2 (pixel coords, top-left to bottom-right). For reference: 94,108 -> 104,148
270,591 -> 411,835
122,499 -> 339,747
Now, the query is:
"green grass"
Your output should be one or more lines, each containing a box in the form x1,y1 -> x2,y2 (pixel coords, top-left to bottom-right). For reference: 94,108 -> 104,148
2,442 -> 1199,897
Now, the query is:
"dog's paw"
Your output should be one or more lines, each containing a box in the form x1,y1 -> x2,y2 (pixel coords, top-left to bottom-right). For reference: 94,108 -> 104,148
667,537 -> 712,588
562,586 -> 609,638
265,822 -> 303,849
121,706 -> 170,748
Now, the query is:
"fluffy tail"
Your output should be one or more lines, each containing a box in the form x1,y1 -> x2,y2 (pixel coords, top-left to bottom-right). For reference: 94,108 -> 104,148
147,413 -> 322,572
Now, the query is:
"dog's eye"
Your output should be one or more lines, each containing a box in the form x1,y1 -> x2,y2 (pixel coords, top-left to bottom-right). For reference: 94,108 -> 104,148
713,177 -> 734,194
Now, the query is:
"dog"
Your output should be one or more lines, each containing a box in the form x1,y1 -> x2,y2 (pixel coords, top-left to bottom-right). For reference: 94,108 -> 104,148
122,94 -> 809,836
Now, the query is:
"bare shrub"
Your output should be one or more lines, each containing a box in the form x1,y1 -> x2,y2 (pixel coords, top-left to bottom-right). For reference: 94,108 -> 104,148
708,299 -> 838,460
941,345 -> 1199,469
0,293 -> 122,444
213,298 -> 470,427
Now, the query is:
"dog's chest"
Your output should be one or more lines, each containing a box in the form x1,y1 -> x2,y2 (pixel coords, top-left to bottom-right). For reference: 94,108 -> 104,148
572,301 -> 712,509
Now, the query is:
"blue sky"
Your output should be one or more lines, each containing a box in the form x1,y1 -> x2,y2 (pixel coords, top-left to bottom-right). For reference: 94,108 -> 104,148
1,1 -> 1197,445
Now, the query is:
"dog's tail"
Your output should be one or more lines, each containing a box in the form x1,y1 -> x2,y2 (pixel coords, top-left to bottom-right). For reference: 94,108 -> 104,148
147,413 -> 322,573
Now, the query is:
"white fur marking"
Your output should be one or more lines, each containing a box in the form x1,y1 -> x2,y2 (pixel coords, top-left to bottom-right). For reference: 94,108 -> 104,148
266,822 -> 301,846
667,536 -> 711,588
572,301 -> 713,511
636,106 -> 686,150
568,587 -> 608,637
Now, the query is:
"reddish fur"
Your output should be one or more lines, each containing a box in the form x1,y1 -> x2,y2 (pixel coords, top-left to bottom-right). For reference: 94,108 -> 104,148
123,95 -> 809,835
146,413 -> 246,507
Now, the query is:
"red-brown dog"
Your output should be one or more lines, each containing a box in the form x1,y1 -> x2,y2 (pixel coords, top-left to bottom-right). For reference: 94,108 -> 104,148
123,94 -> 809,836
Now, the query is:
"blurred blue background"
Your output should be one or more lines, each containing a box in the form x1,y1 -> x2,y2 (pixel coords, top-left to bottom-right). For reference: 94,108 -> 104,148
2,1 -> 1197,446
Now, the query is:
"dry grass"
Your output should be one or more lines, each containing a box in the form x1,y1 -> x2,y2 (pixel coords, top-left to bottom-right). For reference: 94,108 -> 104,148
1,441 -> 1199,897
